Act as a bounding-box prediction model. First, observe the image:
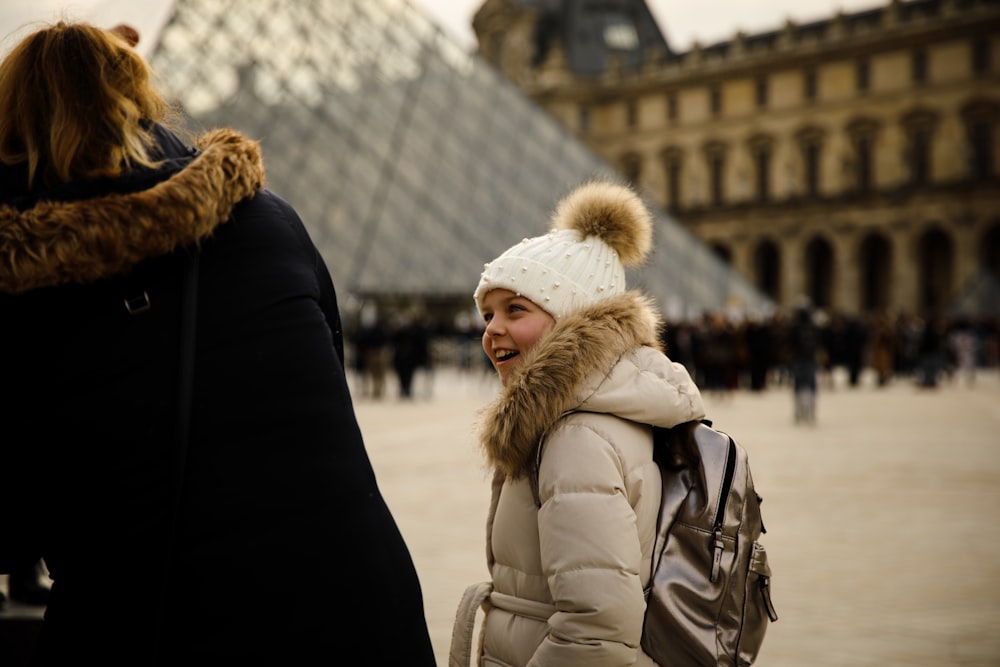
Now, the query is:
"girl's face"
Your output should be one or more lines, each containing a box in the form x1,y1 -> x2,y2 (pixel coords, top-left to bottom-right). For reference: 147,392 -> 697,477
480,288 -> 555,385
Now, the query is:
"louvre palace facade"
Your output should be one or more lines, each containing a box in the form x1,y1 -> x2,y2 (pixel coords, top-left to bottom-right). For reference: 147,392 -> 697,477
472,0 -> 1000,319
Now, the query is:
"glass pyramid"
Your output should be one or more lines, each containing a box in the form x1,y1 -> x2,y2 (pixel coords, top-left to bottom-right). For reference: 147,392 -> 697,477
148,0 -> 773,320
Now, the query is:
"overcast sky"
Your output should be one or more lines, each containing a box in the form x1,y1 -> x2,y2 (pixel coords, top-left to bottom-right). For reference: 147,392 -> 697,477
2,0 -> 887,56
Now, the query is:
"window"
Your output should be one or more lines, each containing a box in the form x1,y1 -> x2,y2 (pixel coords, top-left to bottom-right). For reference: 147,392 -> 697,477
805,142 -> 820,196
749,135 -> 773,203
903,110 -> 937,187
972,38 -> 990,76
621,152 -> 642,185
796,127 -> 825,198
755,148 -> 770,202
663,149 -> 683,213
626,99 -> 638,128
968,121 -> 993,182
666,92 -> 678,122
912,48 -> 927,85
703,141 -> 728,207
909,126 -> 931,185
961,100 -> 997,183
856,58 -> 870,93
847,117 -> 878,194
804,68 -> 817,102
709,154 -> 725,205
855,134 -> 873,193
579,105 -> 589,134
755,76 -> 768,109
709,85 -> 721,116
602,13 -> 639,51
909,128 -> 931,185
668,161 -> 682,212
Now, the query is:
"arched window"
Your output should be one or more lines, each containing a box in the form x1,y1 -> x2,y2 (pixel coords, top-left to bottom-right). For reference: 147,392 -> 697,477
917,227 -> 954,315
753,240 -> 781,302
859,233 -> 892,312
804,237 -> 834,310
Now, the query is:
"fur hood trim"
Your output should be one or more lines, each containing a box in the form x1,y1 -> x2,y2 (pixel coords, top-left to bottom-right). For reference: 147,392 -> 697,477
0,128 -> 264,294
477,290 -> 663,479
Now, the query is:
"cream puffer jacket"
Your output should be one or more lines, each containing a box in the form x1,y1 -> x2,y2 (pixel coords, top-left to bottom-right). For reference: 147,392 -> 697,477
452,291 -> 705,667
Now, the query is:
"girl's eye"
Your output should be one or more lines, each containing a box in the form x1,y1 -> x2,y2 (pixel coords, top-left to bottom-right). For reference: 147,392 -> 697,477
482,312 -> 493,323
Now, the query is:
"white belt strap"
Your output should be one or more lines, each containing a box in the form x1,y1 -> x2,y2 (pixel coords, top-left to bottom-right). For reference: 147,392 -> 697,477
488,591 -> 557,622
450,581 -> 493,667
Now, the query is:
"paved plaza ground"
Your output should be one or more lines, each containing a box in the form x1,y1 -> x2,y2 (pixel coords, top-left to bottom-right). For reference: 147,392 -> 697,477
353,365 -> 1000,666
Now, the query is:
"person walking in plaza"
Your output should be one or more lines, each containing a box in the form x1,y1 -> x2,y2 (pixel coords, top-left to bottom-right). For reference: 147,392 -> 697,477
451,181 -> 706,666
787,303 -> 822,424
0,21 -> 435,665
916,313 -> 948,388
869,311 -> 897,387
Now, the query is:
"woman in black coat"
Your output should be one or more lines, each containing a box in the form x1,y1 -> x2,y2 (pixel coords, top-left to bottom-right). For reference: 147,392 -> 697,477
0,21 -> 435,665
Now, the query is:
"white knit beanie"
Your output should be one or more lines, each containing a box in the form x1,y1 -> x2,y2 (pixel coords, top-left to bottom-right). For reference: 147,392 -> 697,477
474,181 -> 653,320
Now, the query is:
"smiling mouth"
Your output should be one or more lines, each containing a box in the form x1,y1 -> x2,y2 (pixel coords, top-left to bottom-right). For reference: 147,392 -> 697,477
495,350 -> 519,362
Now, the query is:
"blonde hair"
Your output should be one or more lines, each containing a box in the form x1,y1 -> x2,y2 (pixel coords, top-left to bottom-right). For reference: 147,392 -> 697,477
0,21 -> 173,189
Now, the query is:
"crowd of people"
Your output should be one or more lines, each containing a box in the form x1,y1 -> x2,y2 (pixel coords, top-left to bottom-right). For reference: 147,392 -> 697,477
657,308 -> 998,394
346,305 -> 999,400
350,305 -> 435,400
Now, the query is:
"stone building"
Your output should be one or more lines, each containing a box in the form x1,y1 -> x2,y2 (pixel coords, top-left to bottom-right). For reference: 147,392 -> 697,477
472,0 -> 1000,318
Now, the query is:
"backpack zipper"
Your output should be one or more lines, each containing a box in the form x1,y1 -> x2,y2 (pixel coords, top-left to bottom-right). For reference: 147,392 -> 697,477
709,435 -> 737,583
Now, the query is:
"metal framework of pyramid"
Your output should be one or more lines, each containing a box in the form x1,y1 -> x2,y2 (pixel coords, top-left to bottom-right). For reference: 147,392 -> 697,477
148,0 -> 773,321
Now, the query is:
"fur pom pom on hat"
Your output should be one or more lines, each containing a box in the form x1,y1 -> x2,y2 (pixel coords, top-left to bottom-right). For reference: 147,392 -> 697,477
474,181 -> 653,320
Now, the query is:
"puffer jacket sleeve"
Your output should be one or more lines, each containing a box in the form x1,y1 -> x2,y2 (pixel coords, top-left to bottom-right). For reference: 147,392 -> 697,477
530,416 -> 650,667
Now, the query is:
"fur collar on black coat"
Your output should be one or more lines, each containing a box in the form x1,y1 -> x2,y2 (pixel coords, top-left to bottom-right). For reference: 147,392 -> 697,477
0,126 -> 263,294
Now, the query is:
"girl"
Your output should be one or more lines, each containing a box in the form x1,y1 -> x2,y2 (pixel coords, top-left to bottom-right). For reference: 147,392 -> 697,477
452,181 -> 706,666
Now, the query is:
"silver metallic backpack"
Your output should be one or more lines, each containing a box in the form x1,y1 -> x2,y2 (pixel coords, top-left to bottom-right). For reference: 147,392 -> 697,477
642,420 -> 778,666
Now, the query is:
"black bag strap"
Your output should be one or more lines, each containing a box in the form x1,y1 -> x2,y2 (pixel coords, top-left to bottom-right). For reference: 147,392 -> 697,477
151,252 -> 200,663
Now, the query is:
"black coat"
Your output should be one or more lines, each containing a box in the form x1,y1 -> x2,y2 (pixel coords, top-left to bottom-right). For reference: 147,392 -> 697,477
0,126 -> 435,664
